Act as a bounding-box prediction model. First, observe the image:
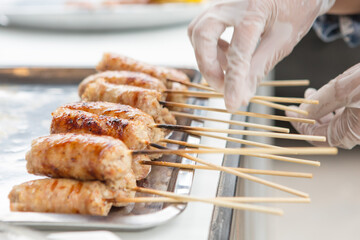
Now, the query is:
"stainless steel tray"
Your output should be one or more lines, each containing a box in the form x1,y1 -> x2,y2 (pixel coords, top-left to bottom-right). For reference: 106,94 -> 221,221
0,67 -> 205,230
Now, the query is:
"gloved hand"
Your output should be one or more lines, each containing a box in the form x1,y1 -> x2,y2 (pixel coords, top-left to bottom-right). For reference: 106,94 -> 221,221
188,0 -> 335,111
285,63 -> 360,149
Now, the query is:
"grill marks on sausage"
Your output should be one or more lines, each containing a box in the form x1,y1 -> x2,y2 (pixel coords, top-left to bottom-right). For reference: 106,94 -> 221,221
125,76 -> 136,85
9,178 -> 114,216
80,80 -> 176,126
51,102 -> 162,151
65,102 -> 137,121
63,102 -> 156,127
26,134 -> 133,182
105,117 -> 129,139
51,108 -> 130,141
132,91 -> 140,109
67,181 -> 83,202
81,71 -> 167,93
50,179 -> 58,191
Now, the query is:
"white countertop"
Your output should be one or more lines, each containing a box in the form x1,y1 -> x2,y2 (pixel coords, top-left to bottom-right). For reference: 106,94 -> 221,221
0,24 -> 233,239
0,25 -> 197,68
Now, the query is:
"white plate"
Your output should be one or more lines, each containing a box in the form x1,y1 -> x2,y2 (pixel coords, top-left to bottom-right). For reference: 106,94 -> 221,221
0,1 -> 207,30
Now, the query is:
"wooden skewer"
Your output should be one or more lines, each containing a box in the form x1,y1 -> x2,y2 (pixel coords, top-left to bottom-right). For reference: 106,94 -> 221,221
149,144 -> 312,197
162,90 -> 222,98
253,96 -> 319,105
171,111 -> 290,133
119,196 -> 310,203
140,161 -> 313,178
160,137 -> 321,167
162,138 -> 283,150
168,90 -> 308,114
200,80 -> 310,87
147,145 -> 310,198
164,90 -> 319,105
167,78 -> 215,91
250,99 -> 308,116
162,138 -> 254,149
134,187 -> 284,215
260,80 -> 310,87
160,101 -> 316,124
243,153 -> 321,167
133,146 -> 338,156
154,124 -> 326,142
184,131 -> 285,149
168,79 -> 309,94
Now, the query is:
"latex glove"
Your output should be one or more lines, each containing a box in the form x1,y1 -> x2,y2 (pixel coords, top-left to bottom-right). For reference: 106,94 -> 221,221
188,0 -> 335,111
286,63 -> 360,149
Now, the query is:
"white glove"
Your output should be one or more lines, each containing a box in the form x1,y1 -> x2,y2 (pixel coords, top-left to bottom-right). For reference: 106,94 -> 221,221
286,63 -> 360,149
188,0 -> 335,111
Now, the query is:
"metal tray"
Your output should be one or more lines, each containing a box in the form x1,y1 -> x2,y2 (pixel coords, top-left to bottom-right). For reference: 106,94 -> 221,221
0,67 -> 205,230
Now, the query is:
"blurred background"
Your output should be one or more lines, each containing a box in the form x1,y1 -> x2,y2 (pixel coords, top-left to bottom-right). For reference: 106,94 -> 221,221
270,20 -> 360,240
0,0 -> 206,67
1,1 -> 360,239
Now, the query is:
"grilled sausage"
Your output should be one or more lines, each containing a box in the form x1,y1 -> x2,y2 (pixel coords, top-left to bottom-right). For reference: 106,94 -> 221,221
58,101 -> 164,144
78,70 -> 186,106
51,103 -> 160,178
9,178 -> 114,216
51,107 -> 154,150
80,79 -> 176,126
28,131 -> 151,181
96,52 -> 190,87
78,71 -> 167,97
26,133 -> 134,182
131,154 -> 151,181
106,172 -> 137,207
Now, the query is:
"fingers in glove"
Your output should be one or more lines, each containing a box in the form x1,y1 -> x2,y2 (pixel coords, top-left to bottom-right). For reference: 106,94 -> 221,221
327,108 -> 360,149
191,17 -> 226,91
335,107 -> 345,115
301,63 -> 360,120
303,88 -> 334,124
217,39 -> 229,70
248,21 -> 296,91
286,107 -> 360,149
304,88 -> 317,98
224,15 -> 266,111
285,108 -> 331,147
188,7 -> 209,46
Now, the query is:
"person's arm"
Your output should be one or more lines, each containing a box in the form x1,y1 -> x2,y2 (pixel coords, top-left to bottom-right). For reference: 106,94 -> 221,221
313,0 -> 360,48
328,0 -> 360,14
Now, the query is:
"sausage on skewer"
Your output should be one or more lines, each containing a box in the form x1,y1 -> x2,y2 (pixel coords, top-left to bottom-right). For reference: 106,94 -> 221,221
51,103 -> 165,150
59,101 -> 160,134
51,102 -> 167,179
8,55 -> 193,216
96,53 -> 190,104
26,133 -> 133,182
79,70 -> 188,107
53,102 -> 165,143
52,102 -> 167,174
80,79 -> 176,125
78,71 -> 167,97
9,178 -> 116,216
25,134 -> 137,207
96,52 -> 190,86
34,129 -> 149,182
26,134 -> 137,191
